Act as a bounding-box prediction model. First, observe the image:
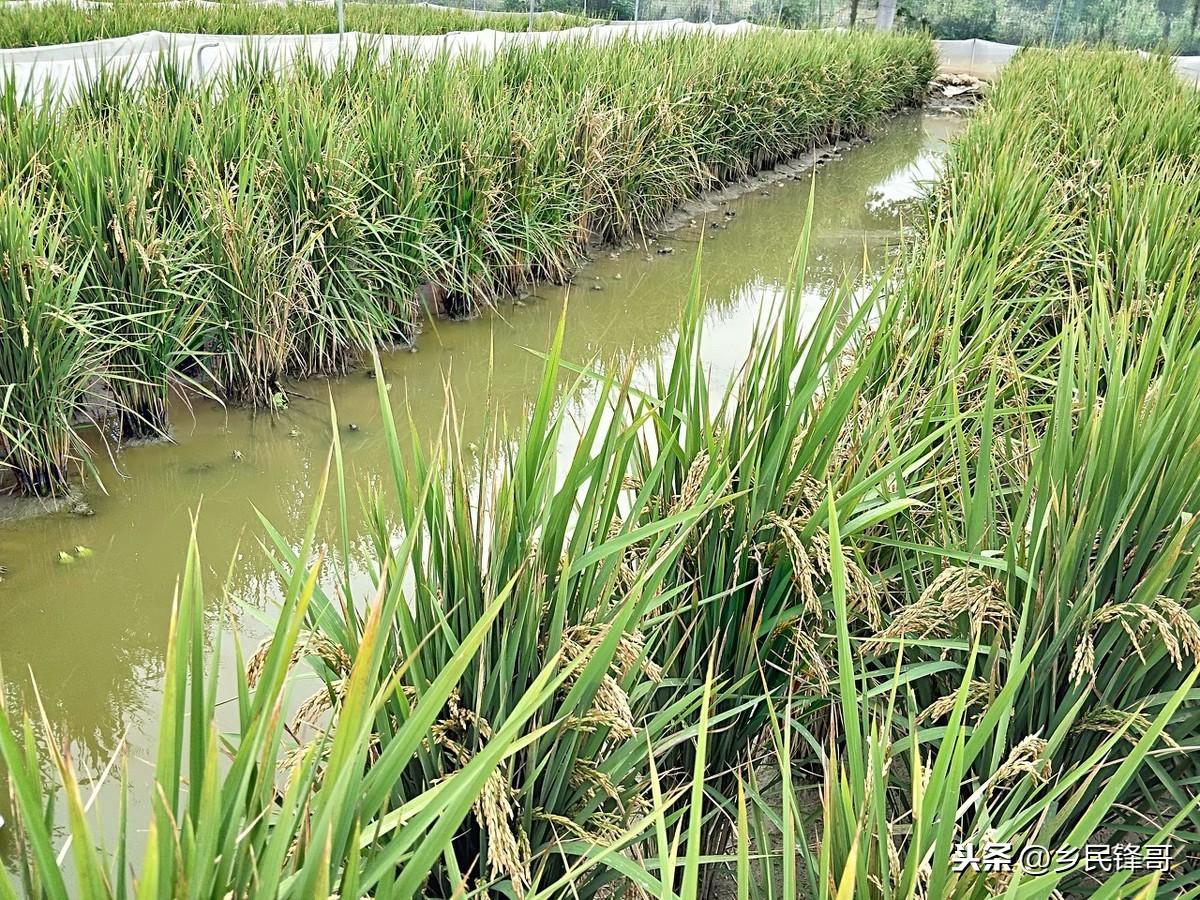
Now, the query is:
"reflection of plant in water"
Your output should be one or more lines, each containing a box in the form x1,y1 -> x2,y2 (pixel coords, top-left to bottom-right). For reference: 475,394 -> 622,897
1,645 -> 161,771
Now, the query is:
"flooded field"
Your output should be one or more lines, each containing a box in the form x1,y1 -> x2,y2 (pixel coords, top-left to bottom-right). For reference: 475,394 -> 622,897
0,111 -> 964,865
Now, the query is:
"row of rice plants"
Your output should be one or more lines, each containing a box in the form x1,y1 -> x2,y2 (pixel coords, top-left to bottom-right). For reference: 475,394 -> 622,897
847,47 -> 1200,847
9,38 -> 1197,900
0,0 -> 587,49
0,27 -> 934,496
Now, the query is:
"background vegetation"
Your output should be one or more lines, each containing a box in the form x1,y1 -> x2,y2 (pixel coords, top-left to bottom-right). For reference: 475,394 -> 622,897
896,0 -> 1200,51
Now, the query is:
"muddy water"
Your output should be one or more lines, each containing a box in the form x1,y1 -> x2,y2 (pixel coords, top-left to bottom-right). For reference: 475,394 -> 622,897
0,111 -> 964,863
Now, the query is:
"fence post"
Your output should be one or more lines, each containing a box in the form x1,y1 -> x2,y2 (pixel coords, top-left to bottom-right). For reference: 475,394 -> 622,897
1050,0 -> 1066,45
336,0 -> 345,41
528,0 -> 534,32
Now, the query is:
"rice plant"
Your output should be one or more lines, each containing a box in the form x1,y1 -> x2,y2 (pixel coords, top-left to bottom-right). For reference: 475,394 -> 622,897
346,68 -> 428,344
0,474 -> 588,898
541,631 -> 1190,899
268,83 -> 397,377
250,332 -> 729,894
0,189 -> 105,496
53,125 -> 205,441
839,48 -> 1200,876
0,1 -> 587,50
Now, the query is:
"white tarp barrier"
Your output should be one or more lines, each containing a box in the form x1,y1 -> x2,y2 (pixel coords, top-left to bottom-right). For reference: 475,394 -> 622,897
1174,55 -> 1200,83
5,25 -> 1195,98
936,37 -> 1200,84
934,38 -> 1018,78
1136,48 -> 1200,85
0,19 -> 761,101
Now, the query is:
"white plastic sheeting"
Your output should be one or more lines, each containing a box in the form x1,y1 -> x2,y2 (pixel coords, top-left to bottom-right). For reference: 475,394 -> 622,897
936,37 -> 1200,84
1174,56 -> 1200,83
934,39 -> 1017,78
10,19 -> 1195,103
0,19 -> 760,101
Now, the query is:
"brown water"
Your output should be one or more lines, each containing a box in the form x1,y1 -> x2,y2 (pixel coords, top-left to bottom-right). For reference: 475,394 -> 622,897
0,111 -> 964,862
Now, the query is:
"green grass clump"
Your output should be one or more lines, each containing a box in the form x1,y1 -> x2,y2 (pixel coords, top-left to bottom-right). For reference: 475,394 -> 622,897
0,27 -> 934,494
0,1 -> 587,49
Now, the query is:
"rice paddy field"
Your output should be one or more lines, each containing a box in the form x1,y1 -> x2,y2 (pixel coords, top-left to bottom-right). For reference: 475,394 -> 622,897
0,2 -> 588,48
0,28 -> 932,496
2,17 -> 1200,900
